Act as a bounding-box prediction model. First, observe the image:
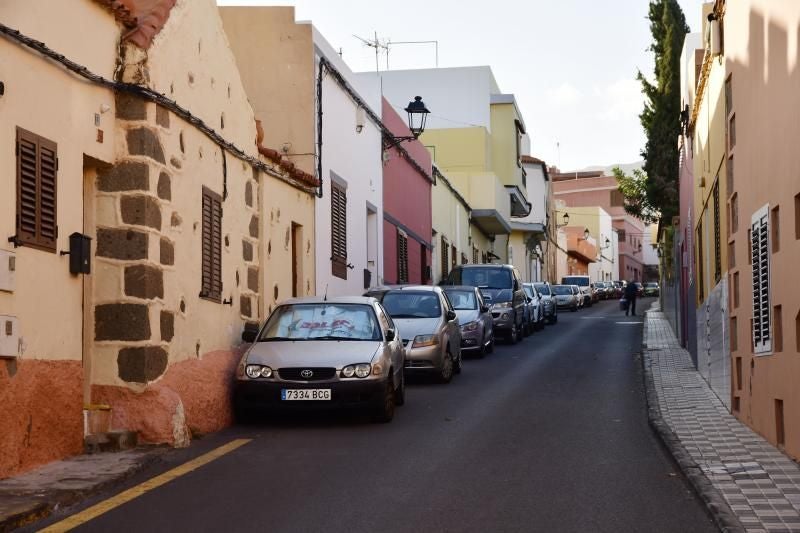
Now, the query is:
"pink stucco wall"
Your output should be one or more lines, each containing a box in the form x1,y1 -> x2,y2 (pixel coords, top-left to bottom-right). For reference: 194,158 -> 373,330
382,98 -> 432,284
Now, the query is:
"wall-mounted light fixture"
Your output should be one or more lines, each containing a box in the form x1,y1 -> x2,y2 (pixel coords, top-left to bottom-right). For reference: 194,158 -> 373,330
384,96 -> 430,149
1,81 -> 7,97
355,106 -> 365,134
556,212 -> 570,228
579,228 -> 590,241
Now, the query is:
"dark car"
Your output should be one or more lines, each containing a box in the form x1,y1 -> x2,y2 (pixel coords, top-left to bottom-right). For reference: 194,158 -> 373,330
444,264 -> 527,344
443,286 -> 494,357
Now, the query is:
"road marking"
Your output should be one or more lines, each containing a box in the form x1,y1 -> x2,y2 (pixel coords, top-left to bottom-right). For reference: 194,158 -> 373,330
40,438 -> 251,532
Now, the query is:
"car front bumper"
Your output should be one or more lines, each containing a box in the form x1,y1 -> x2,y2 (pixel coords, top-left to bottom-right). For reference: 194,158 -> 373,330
460,328 -> 485,351
404,343 -> 445,371
234,378 -> 384,411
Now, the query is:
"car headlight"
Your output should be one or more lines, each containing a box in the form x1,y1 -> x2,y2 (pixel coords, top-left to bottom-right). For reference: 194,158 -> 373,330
492,301 -> 512,309
245,365 -> 272,379
461,321 -> 479,332
341,364 -> 371,378
412,334 -> 439,348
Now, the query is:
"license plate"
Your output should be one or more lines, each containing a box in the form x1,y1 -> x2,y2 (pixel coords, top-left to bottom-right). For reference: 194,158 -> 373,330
281,389 -> 331,401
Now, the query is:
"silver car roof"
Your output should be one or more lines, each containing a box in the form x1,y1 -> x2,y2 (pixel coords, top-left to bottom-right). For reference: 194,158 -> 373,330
279,296 -> 379,305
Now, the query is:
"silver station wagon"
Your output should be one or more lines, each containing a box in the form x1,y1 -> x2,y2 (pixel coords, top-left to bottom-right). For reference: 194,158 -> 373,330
234,296 -> 405,423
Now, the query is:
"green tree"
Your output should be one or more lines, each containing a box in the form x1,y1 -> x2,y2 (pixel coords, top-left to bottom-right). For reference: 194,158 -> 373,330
623,0 -> 689,223
612,166 -> 660,224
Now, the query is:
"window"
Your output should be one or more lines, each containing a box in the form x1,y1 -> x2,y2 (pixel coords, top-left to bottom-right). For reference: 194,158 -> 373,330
617,229 -> 626,241
610,190 -> 625,207
461,253 -> 468,265
331,183 -> 347,280
730,193 -> 738,234
774,305 -> 783,353
440,236 -> 449,279
396,230 -> 408,284
751,205 -> 771,355
725,75 -> 733,115
771,206 -> 780,253
795,193 -> 800,240
733,271 -> 740,308
775,399 -> 785,447
713,181 -> 721,282
727,156 -> 734,197
732,318 -> 739,354
472,246 -> 479,264
728,241 -> 735,269
201,187 -> 223,302
420,242 -> 428,284
15,128 -> 58,252
451,244 -> 457,271
728,113 -> 736,151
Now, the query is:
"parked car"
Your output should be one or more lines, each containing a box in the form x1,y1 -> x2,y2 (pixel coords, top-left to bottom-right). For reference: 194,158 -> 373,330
235,296 -> 405,423
522,283 -> 545,332
444,264 -> 526,344
562,275 -> 593,307
533,282 -> 558,324
443,286 -> 494,357
367,286 -> 462,383
552,284 -> 578,312
594,281 -> 609,300
610,281 -> 625,299
634,282 -> 644,297
643,282 -> 660,297
570,285 -> 585,309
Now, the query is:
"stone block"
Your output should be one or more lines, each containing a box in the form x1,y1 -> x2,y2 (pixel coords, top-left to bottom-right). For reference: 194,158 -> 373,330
124,264 -> 164,300
97,162 -> 149,192
96,228 -> 149,260
157,172 -> 171,201
249,215 -> 259,238
242,240 -> 253,262
117,346 -> 168,383
95,303 -> 151,341
240,295 -> 252,318
247,267 -> 259,292
160,237 -> 174,265
156,106 -> 170,128
121,195 -> 162,230
160,311 -> 174,342
115,92 -> 146,120
127,127 -> 166,164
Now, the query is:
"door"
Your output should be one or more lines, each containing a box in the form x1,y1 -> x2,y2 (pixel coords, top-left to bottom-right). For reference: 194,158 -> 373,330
291,223 -> 301,297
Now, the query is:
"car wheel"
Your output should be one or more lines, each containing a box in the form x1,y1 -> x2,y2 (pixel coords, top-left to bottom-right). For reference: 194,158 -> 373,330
439,350 -> 454,383
509,323 -> 519,344
478,335 -> 487,358
552,312 -> 558,324
571,304 -> 577,312
372,378 -> 395,423
487,334 -> 495,354
394,370 -> 405,406
454,351 -> 463,374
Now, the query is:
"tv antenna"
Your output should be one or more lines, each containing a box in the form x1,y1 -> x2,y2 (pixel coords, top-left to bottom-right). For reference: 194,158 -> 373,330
353,32 -> 389,73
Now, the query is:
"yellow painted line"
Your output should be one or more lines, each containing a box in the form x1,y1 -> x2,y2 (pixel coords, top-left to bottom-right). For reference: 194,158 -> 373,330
40,438 -> 252,532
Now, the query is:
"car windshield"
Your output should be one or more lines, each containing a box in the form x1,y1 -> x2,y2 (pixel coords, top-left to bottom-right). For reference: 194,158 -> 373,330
444,290 -> 477,310
562,276 -> 589,287
523,286 -> 534,298
489,289 -> 514,303
552,285 -> 571,295
645,283 -> 658,288
534,283 -> 550,295
450,268 -> 512,289
382,291 -> 442,319
259,303 -> 381,341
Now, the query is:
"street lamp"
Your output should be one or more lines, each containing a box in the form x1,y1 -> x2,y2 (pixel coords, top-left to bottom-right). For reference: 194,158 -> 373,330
385,96 -> 430,149
601,237 -> 610,249
556,212 -> 570,228
579,228 -> 590,241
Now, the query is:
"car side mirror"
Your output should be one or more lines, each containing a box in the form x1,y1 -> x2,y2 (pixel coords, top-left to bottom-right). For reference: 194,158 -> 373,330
242,323 -> 259,343
446,310 -> 457,321
480,304 -> 490,313
385,328 -> 396,342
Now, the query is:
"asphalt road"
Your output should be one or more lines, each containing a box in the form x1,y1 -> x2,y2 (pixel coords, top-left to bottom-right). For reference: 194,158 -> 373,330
33,298 -> 716,533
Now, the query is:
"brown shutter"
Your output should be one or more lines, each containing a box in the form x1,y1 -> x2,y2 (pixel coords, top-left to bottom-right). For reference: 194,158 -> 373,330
16,128 -> 57,252
440,236 -> 449,279
201,187 -> 223,302
397,230 -> 408,284
331,184 -> 347,279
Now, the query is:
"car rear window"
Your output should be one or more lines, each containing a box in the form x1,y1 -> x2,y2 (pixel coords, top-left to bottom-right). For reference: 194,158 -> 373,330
260,304 -> 381,341
562,276 -> 589,287
448,267 -> 512,290
444,289 -> 477,310
552,285 -> 571,295
382,291 -> 442,319
534,283 -> 550,295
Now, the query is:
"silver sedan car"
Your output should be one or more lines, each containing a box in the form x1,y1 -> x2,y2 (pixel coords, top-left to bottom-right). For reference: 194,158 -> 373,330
234,296 -> 405,422
552,284 -> 579,312
443,286 -> 494,357
376,286 -> 462,383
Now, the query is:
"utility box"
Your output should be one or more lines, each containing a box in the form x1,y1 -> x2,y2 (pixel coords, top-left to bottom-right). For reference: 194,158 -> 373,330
0,315 -> 19,358
68,232 -> 92,275
0,250 -> 15,292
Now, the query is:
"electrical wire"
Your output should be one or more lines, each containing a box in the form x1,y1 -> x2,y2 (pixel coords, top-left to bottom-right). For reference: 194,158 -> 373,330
0,21 -> 316,195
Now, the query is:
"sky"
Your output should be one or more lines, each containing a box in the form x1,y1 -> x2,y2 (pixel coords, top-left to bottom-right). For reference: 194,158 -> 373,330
217,0 -> 707,172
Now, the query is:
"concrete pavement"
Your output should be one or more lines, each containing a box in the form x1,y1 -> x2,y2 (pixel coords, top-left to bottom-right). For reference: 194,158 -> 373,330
644,302 -> 800,532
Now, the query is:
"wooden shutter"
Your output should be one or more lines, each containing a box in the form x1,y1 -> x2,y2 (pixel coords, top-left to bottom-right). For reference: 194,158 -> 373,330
201,187 -> 223,302
15,128 -> 57,252
713,181 -> 721,282
751,205 -> 771,354
331,184 -> 347,279
440,236 -> 449,279
396,230 -> 408,284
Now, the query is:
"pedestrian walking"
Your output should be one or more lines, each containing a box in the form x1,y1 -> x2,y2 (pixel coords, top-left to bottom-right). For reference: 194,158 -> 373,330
624,280 -> 638,316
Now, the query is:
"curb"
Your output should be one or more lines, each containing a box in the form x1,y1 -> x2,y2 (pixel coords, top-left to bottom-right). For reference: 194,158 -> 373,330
0,449 -> 163,532
641,309 -> 745,533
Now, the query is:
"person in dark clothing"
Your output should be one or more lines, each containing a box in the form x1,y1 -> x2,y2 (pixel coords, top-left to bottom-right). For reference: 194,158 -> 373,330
624,280 -> 638,316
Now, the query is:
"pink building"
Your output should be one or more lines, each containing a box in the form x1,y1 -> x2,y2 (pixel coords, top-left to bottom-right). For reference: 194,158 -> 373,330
551,170 -> 646,281
381,98 -> 433,285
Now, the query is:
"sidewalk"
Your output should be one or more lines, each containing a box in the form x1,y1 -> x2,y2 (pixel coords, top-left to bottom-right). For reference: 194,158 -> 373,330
0,448 -> 163,532
644,303 -> 800,533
